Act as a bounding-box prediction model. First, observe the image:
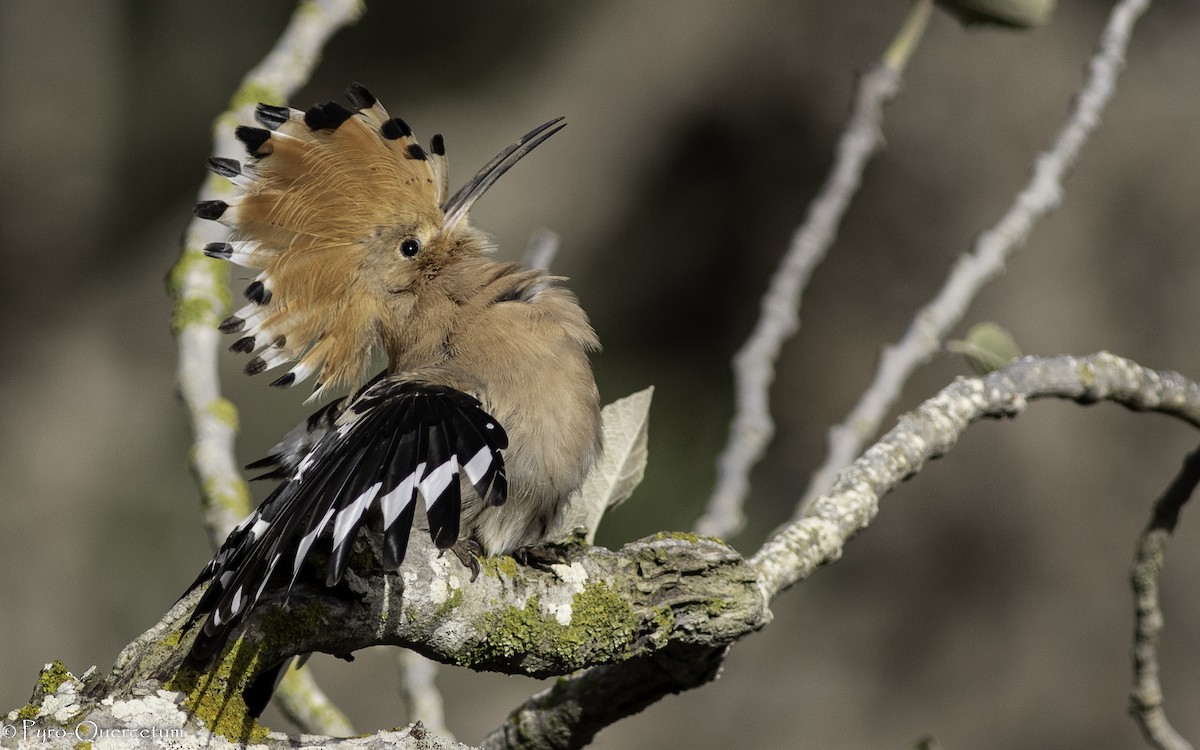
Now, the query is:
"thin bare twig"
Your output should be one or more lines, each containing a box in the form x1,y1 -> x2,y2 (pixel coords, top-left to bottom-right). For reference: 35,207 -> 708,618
796,0 -> 1154,517
167,0 -> 364,736
753,352 -> 1200,599
1129,448 -> 1199,750
696,1 -> 933,539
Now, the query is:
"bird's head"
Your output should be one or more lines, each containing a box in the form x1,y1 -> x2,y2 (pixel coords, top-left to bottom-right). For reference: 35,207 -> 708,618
197,84 -> 564,399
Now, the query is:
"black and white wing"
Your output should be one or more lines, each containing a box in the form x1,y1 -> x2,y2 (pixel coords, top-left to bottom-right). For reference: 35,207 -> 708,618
182,379 -> 508,670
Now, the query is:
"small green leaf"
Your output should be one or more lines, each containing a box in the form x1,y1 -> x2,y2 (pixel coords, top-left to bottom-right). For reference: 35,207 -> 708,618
948,322 -> 1023,374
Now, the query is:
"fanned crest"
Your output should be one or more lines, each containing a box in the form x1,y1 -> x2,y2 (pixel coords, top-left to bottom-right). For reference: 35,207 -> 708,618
198,83 -> 450,397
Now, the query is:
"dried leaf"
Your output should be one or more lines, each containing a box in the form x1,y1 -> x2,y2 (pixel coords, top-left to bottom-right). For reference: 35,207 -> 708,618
554,387 -> 654,542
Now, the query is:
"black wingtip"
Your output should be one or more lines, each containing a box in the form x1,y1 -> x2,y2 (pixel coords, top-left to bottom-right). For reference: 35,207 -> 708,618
405,143 -> 427,161
244,454 -> 277,471
194,200 -> 228,220
229,336 -> 256,354
345,82 -> 376,110
426,464 -> 462,551
382,501 -> 418,571
486,471 -> 508,507
431,134 -> 445,156
218,315 -> 245,334
428,504 -> 461,550
270,372 -> 296,388
245,356 -> 267,375
182,641 -> 220,674
243,454 -> 289,481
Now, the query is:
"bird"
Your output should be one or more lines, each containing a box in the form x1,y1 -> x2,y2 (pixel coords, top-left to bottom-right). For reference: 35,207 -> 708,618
179,83 -> 602,696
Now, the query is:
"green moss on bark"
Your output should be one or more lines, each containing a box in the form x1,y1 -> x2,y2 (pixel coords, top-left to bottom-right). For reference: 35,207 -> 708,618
460,581 -> 638,671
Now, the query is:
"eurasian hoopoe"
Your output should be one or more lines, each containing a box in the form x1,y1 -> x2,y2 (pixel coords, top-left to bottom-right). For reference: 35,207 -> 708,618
181,84 -> 602,684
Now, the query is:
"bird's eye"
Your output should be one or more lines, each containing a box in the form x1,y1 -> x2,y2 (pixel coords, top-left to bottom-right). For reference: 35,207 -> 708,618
400,238 -> 421,258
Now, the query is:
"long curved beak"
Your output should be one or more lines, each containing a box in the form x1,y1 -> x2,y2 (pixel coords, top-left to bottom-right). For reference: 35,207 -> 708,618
440,117 -> 567,232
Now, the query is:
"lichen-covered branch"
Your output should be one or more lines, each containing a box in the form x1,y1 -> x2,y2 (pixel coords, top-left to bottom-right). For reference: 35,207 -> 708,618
795,0 -> 1153,516
10,661 -> 469,750
170,0 -> 363,543
1129,448 -> 1199,750
91,534 -> 765,715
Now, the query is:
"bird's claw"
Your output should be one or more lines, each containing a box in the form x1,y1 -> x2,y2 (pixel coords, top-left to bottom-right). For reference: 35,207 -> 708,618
446,539 -> 484,581
513,541 -> 572,571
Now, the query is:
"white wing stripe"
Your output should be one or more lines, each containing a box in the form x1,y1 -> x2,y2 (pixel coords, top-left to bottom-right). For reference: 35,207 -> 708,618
332,483 -> 381,551
296,451 -> 317,481
419,457 -> 457,510
380,468 -> 421,528
463,446 -> 492,485
294,507 -> 336,575
249,517 -> 271,541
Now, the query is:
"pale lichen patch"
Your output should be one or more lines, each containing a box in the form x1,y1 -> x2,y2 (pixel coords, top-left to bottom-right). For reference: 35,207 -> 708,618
107,692 -> 188,729
544,562 -> 590,625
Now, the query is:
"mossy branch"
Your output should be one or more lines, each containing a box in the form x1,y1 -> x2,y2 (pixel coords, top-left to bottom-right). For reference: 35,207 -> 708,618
100,534 -> 766,700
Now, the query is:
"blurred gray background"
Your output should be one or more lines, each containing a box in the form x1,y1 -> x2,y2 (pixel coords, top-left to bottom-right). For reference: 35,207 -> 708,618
2,1 -> 1199,748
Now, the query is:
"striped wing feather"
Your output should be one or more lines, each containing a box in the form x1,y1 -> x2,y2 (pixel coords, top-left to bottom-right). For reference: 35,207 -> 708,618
182,380 -> 508,670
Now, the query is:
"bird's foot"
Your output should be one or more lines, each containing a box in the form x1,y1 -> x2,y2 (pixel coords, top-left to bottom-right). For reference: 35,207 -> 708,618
445,539 -> 483,582
513,541 -> 573,571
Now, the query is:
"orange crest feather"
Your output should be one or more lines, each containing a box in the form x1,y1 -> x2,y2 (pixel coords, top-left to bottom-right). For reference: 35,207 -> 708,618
199,84 -> 449,397
198,83 -> 566,400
